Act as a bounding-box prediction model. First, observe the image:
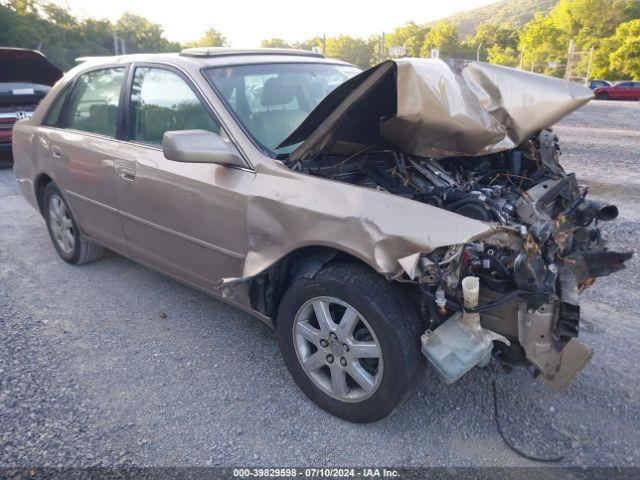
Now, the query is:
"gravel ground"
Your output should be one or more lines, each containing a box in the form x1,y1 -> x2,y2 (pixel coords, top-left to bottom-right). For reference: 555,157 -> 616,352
0,100 -> 639,469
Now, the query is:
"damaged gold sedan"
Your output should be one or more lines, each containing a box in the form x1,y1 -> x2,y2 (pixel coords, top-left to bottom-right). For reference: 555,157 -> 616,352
13,49 -> 633,422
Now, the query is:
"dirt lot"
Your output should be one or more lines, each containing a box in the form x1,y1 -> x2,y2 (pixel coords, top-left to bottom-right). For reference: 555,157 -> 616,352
0,100 -> 638,468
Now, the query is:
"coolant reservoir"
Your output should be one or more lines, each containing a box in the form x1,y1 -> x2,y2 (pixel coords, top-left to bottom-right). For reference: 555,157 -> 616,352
421,312 -> 493,384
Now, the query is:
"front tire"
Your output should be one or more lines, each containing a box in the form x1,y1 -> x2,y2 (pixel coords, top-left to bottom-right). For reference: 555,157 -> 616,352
43,182 -> 104,265
276,263 -> 424,423
596,91 -> 609,100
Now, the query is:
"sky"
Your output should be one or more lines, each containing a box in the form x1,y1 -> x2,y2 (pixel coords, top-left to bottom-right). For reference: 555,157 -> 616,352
52,0 -> 497,47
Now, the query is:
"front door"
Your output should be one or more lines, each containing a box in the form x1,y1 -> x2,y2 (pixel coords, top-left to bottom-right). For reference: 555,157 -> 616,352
113,65 -> 253,293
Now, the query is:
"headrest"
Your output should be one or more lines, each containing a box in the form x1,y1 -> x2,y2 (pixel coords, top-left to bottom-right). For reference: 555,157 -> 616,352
261,77 -> 294,107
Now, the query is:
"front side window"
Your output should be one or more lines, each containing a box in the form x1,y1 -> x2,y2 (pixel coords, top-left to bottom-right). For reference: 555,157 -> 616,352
64,68 -> 125,137
129,67 -> 220,145
205,63 -> 360,153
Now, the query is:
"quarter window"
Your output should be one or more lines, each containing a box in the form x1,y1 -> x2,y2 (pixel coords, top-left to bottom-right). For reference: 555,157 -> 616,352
129,67 -> 220,145
42,86 -> 71,127
63,68 -> 125,137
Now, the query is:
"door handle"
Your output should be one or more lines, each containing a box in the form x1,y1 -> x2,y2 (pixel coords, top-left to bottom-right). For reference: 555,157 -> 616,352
117,165 -> 136,182
51,146 -> 62,158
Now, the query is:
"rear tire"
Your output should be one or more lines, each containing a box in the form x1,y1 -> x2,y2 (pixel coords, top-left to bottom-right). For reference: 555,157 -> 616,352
276,262 -> 424,423
43,182 -> 104,265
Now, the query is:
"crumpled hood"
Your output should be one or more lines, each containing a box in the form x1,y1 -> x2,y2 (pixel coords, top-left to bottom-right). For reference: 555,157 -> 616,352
0,48 -> 63,86
280,58 -> 593,161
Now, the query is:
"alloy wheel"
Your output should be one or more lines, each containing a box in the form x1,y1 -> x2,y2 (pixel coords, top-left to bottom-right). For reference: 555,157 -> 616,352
48,194 -> 75,254
292,296 -> 383,402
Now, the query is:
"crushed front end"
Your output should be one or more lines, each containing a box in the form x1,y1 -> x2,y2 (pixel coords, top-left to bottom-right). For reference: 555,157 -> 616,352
278,58 -> 633,388
402,131 -> 632,388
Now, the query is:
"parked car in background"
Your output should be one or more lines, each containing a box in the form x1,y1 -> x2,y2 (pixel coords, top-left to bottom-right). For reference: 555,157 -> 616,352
0,48 -> 63,163
593,81 -> 640,100
586,79 -> 611,90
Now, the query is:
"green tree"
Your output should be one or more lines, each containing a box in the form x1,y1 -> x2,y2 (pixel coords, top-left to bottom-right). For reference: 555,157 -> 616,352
81,19 -> 118,56
550,0 -> 640,41
518,12 -> 566,75
187,28 -> 227,48
324,35 -> 374,68
293,36 -> 324,52
0,1 -> 193,68
609,19 -> 640,77
4,0 -> 39,15
519,0 -> 640,77
260,38 -> 292,48
487,45 -> 520,66
592,18 -> 640,79
419,21 -> 462,58
463,23 -> 519,61
382,22 -> 430,58
116,12 -> 181,53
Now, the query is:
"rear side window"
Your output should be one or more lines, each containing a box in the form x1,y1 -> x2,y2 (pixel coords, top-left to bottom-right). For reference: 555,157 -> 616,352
129,67 -> 220,145
63,67 -> 125,137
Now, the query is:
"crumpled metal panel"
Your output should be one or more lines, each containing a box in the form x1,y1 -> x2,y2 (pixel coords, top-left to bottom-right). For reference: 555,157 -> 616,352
224,162 -> 497,284
284,58 -> 593,161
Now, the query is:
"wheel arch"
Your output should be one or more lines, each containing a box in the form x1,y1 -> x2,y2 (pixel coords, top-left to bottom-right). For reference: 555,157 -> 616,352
246,245 -> 382,322
34,172 -> 54,216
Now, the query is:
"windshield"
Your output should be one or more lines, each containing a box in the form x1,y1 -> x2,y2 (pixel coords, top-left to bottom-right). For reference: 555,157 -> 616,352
204,63 -> 360,154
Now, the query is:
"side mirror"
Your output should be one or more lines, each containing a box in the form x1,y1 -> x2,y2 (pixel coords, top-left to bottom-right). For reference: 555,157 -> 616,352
162,130 -> 246,168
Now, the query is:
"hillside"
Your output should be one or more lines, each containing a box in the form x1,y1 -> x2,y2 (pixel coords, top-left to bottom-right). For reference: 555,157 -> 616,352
429,0 -> 558,37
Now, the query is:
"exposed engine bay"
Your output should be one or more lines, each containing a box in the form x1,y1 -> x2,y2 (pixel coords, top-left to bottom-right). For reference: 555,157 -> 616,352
285,128 -> 632,388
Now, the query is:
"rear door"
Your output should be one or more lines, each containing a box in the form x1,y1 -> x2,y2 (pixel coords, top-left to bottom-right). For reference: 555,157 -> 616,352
44,66 -> 129,254
112,64 -> 253,293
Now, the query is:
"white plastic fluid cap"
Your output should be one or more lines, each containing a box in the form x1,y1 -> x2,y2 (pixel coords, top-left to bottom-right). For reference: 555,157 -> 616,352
461,276 -> 480,308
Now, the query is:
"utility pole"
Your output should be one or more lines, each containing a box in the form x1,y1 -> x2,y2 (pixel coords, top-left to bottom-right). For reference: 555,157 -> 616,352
518,47 -> 525,70
565,38 -> 574,81
379,32 -> 385,64
565,39 -> 592,83
322,34 -> 326,55
476,43 -> 483,62
585,48 -> 594,83
113,31 -> 119,55
113,32 -> 126,55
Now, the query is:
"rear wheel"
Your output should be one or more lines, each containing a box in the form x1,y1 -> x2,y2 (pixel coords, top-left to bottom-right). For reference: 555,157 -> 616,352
276,262 -> 424,423
43,182 -> 104,265
596,91 -> 609,100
